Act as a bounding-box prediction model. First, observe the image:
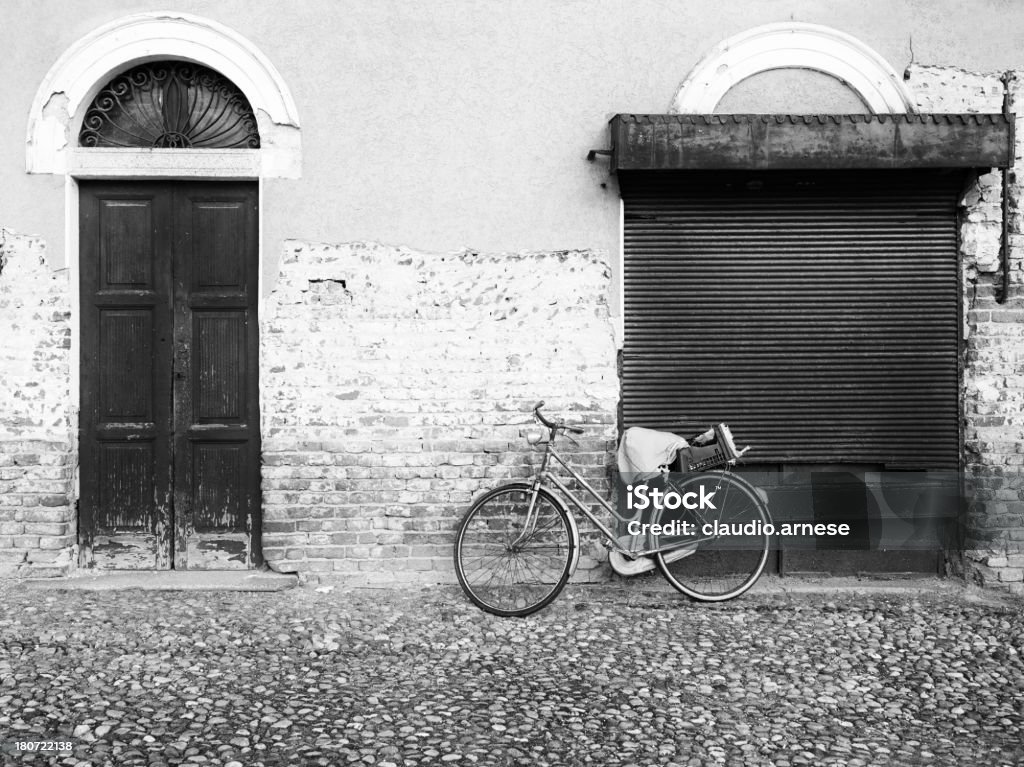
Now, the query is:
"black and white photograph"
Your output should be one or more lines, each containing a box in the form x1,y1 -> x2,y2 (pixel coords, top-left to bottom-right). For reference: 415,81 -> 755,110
1,1 -> 1023,765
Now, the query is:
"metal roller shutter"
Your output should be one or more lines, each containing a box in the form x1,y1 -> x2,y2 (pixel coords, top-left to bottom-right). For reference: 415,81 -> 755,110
621,169 -> 965,470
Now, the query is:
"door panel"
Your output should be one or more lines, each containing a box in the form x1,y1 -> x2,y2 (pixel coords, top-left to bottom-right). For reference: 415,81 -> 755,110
173,186 -> 261,569
193,312 -> 248,421
79,181 -> 259,570
80,187 -> 173,569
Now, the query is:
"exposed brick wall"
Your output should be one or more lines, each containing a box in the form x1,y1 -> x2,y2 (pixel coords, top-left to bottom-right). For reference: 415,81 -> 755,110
0,229 -> 74,577
260,241 -> 618,583
909,65 -> 1024,595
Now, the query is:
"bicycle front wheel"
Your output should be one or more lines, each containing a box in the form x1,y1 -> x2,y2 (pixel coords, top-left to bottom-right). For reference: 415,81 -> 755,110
454,483 -> 575,617
655,472 -> 771,601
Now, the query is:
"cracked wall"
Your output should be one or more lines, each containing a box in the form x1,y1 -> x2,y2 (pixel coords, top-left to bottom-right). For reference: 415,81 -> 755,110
3,9 -> 1024,593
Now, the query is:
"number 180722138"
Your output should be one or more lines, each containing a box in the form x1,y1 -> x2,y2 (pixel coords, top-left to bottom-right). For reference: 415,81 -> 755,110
7,741 -> 76,752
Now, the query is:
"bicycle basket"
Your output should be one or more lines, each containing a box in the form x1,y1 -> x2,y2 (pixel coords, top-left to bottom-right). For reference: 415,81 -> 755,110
677,424 -> 741,471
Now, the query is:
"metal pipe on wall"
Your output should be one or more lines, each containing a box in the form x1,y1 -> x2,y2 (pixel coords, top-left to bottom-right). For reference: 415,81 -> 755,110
999,71 -> 1015,304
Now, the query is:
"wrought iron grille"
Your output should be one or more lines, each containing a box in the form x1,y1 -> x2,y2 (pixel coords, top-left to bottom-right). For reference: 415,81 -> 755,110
79,62 -> 260,149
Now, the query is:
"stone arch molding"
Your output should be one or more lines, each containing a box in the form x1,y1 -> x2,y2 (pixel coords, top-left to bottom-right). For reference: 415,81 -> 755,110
27,11 -> 301,177
672,22 -> 916,115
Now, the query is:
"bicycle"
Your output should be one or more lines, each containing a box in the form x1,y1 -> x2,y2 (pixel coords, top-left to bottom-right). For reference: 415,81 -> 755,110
453,402 -> 773,616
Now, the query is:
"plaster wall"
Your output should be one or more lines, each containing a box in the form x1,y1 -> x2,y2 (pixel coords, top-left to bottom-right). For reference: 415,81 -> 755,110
6,0 -> 1024,303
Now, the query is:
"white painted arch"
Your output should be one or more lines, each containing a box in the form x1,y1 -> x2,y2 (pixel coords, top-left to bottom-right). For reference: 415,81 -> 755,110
26,11 -> 301,177
672,23 -> 916,115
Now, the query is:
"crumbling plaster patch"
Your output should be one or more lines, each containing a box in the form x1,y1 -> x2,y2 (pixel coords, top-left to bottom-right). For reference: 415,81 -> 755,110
259,240 -> 618,582
0,229 -> 71,437
905,63 -> 1024,594
905,63 -> 1005,113
0,229 -> 75,578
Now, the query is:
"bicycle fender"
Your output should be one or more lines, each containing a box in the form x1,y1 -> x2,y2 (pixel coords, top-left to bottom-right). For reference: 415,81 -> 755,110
564,502 -> 581,577
701,471 -> 772,516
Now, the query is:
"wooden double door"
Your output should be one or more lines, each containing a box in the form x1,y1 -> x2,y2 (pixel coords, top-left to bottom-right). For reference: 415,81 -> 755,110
79,181 -> 261,570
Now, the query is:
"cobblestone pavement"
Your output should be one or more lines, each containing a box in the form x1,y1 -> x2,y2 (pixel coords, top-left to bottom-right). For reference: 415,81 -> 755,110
0,578 -> 1022,767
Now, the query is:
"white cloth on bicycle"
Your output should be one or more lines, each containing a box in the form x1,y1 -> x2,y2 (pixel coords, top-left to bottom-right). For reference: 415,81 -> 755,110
617,427 -> 689,479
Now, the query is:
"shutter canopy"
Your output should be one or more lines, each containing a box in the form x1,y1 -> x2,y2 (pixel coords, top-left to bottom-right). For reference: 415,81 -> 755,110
610,114 -> 1013,171
621,169 -> 965,469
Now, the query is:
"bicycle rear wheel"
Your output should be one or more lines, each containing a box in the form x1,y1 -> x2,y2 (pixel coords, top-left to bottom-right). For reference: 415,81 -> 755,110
454,483 -> 575,617
655,471 -> 771,601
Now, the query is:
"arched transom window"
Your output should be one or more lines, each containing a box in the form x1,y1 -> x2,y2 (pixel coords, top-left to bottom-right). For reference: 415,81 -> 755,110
79,61 -> 261,148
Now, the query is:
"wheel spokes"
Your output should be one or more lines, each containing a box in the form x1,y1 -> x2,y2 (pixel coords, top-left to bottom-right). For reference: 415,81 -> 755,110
456,488 -> 573,614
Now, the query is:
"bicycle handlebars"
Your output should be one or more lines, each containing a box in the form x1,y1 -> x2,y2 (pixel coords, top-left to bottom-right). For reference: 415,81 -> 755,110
532,401 -> 585,434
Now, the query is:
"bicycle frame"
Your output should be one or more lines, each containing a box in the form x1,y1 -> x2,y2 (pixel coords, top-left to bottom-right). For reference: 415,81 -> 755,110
516,431 -> 728,558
